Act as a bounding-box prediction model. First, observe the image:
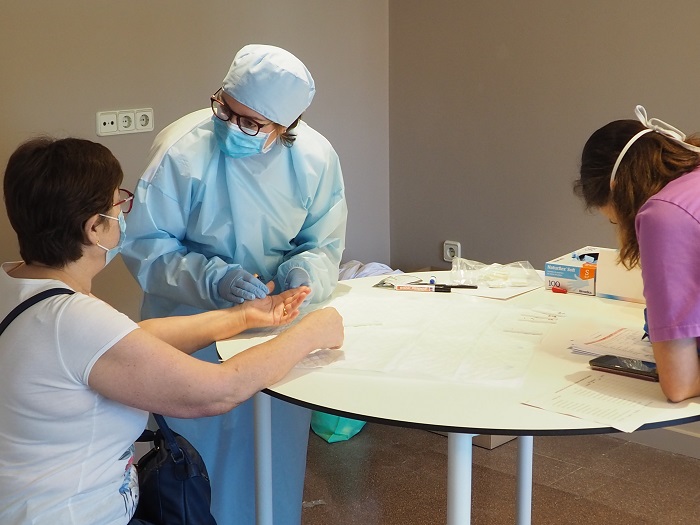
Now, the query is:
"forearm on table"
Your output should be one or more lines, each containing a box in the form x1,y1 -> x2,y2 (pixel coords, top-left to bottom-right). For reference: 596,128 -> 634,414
170,326 -> 318,417
91,308 -> 340,418
653,338 -> 700,402
220,325 -> 317,397
138,309 -> 247,355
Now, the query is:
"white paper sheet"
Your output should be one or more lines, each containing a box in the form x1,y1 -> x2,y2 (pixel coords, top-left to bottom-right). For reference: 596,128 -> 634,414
218,290 -> 563,386
571,327 -> 654,362
522,371 -> 700,432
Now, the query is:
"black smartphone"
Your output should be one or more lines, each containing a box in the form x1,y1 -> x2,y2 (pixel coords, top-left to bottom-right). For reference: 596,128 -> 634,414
589,354 -> 659,382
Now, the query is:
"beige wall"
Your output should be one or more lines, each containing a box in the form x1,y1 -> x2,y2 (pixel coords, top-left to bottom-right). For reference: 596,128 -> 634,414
389,1 -> 700,271
0,1 -> 389,319
7,1 -> 698,315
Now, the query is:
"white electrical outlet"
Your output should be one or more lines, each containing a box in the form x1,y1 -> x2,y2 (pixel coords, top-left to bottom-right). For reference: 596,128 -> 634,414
96,112 -> 118,135
135,108 -> 154,131
118,111 -> 135,132
96,108 -> 154,136
443,240 -> 461,262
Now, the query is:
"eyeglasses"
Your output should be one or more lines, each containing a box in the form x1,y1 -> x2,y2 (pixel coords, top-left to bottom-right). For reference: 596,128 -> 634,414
114,188 -> 134,214
210,88 -> 271,136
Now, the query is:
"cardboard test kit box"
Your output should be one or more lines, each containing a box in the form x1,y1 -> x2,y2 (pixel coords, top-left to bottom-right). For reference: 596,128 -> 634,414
595,249 -> 644,303
544,246 -> 601,296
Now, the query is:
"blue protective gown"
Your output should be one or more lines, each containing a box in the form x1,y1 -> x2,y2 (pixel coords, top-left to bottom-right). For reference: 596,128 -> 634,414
122,108 -> 347,525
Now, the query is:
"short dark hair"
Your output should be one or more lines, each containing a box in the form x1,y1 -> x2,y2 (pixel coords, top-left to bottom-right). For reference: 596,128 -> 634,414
3,137 -> 123,267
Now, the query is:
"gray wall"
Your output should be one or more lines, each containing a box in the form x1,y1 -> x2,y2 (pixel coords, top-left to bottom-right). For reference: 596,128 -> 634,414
0,1 -> 389,319
389,1 -> 700,271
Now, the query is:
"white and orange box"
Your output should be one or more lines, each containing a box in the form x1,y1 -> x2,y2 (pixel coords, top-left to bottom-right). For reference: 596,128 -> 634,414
544,246 -> 602,296
595,248 -> 644,303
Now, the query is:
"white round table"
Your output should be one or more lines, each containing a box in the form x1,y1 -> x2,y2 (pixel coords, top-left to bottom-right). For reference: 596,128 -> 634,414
218,273 -> 700,524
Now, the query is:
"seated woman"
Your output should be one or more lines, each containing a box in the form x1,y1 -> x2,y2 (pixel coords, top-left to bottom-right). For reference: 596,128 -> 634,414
575,105 -> 700,403
0,137 -> 344,525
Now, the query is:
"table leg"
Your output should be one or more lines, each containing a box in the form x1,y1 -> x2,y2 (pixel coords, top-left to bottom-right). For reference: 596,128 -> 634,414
516,436 -> 534,525
447,432 -> 475,525
254,392 -> 273,525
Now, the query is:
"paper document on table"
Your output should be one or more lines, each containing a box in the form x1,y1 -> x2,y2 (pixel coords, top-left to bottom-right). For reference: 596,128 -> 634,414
571,328 -> 654,362
522,371 -> 697,432
217,292 -> 564,385
317,293 -> 565,386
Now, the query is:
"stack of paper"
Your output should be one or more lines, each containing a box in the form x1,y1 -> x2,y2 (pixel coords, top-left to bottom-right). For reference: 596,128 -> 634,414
571,327 -> 654,362
523,371 -> 673,432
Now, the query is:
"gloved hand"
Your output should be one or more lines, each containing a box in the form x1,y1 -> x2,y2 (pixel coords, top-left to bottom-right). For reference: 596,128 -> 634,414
284,267 -> 311,289
284,267 -> 313,304
218,269 -> 269,304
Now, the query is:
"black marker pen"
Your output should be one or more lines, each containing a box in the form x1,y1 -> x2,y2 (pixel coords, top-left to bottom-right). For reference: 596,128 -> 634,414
395,284 -> 451,292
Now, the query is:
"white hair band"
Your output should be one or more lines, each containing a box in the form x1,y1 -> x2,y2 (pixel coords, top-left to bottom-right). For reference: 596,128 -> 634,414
609,105 -> 700,188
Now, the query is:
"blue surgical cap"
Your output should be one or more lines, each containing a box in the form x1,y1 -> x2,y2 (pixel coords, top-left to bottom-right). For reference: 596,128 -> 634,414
222,44 -> 316,127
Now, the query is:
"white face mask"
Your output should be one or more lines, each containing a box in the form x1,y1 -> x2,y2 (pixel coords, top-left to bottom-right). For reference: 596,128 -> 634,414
97,211 -> 126,266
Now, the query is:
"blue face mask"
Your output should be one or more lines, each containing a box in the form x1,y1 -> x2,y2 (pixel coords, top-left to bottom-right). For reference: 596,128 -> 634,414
97,211 -> 126,266
213,118 -> 274,159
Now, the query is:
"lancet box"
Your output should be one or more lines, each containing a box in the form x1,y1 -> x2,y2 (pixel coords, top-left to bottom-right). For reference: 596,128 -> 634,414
544,246 -> 602,296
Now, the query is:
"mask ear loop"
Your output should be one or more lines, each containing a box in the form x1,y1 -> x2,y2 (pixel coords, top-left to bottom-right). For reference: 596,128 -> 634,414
609,105 -> 700,189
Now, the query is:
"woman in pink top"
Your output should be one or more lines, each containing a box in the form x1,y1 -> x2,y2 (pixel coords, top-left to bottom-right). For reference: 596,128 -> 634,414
575,105 -> 700,403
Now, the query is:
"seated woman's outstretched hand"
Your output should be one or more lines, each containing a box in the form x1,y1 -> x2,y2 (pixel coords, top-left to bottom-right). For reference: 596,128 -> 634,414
240,284 -> 311,329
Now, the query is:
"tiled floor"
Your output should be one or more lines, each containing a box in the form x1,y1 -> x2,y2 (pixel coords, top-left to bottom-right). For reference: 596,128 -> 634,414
302,423 -> 700,524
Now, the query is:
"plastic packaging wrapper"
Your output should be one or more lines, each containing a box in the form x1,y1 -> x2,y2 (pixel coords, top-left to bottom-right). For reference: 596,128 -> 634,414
451,258 -> 542,288
311,412 -> 367,443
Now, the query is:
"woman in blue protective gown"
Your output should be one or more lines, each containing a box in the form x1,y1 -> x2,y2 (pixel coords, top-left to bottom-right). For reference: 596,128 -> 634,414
121,44 -> 348,525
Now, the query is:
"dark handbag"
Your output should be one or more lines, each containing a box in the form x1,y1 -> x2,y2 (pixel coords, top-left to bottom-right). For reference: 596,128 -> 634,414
134,414 -> 217,525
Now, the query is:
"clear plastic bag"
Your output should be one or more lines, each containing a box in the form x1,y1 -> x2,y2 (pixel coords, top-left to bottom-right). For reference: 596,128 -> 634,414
451,258 -> 542,288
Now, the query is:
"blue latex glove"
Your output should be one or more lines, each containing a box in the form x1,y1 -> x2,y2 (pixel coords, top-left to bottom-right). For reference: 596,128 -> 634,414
284,267 -> 311,289
218,269 -> 269,304
284,267 -> 313,304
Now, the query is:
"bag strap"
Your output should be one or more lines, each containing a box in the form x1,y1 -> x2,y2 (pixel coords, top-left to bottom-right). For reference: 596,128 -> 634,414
0,288 -> 177,464
0,288 -> 170,459
0,287 -> 75,337
152,413 -> 185,463
0,290 -> 185,467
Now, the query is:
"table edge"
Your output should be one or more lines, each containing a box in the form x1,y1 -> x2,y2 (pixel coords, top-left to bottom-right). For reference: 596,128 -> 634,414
262,388 -> 700,437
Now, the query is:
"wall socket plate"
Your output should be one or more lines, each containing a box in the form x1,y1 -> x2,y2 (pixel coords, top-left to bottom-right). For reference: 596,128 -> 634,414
97,108 -> 153,136
118,111 -> 135,132
97,112 -> 118,135
443,240 -> 461,262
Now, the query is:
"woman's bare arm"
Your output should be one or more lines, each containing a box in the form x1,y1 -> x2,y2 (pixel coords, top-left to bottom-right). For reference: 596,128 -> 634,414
88,307 -> 343,418
137,286 -> 309,354
653,337 -> 700,402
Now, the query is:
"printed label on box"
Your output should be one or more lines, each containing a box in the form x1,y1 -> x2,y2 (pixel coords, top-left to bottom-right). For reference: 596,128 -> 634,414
544,246 -> 602,296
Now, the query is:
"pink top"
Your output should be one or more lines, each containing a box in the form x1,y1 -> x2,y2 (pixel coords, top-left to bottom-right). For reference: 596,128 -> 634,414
636,166 -> 700,342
